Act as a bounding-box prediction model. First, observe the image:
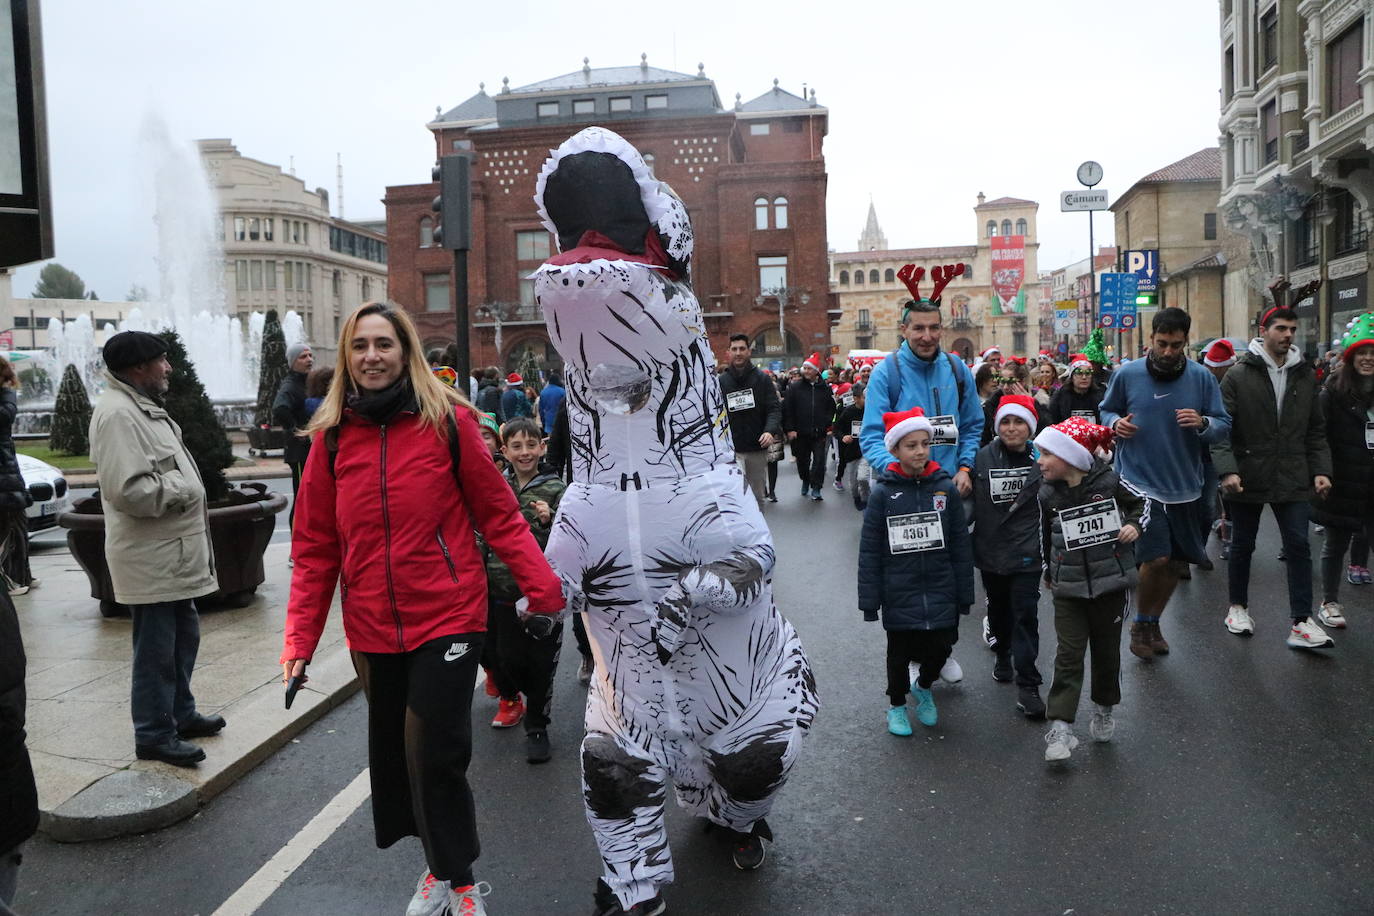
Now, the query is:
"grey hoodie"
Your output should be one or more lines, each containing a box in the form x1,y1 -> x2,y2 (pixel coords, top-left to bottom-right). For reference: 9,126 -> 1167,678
1248,337 -> 1301,417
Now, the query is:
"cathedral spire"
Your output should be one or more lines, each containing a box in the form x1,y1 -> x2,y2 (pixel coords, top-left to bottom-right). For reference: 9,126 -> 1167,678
858,197 -> 887,251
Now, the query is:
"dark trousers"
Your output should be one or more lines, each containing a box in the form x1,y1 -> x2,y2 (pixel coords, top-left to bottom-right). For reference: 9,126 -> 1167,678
572,611 -> 591,660
1047,591 -> 1127,723
0,507 -> 30,589
981,570 -> 1042,687
287,461 -> 304,530
1352,530 -> 1369,566
0,845 -> 20,916
766,458 -> 778,497
352,633 -> 482,886
130,599 -> 201,746
489,598 -> 563,732
480,599 -> 515,701
1225,500 -> 1312,621
1321,519 -> 1374,603
791,434 -> 828,490
885,627 -> 956,704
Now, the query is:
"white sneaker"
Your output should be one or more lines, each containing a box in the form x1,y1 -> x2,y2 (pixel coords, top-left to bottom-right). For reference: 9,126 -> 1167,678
7,585 -> 28,596
1287,618 -> 1334,650
1224,605 -> 1254,635
1318,602 -> 1346,629
1089,705 -> 1115,742
406,871 -> 449,916
447,881 -> 492,916
1044,721 -> 1079,762
939,655 -> 963,684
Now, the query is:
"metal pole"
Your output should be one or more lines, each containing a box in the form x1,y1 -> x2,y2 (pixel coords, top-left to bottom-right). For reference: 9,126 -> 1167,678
453,249 -> 470,382
1087,210 -> 1096,336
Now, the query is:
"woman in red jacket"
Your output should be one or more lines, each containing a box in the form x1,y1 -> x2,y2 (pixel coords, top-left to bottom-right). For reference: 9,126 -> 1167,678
281,302 -> 563,916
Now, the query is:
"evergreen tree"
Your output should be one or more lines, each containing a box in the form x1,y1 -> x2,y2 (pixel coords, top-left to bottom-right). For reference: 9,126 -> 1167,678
253,309 -> 287,427
32,262 -> 87,299
159,330 -> 234,503
519,348 -> 542,394
49,364 -> 92,456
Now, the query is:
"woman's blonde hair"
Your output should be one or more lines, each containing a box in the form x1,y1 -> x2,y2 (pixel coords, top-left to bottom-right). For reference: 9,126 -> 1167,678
305,302 -> 476,437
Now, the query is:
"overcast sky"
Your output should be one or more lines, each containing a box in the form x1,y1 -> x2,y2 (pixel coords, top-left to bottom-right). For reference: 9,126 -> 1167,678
11,0 -> 1221,300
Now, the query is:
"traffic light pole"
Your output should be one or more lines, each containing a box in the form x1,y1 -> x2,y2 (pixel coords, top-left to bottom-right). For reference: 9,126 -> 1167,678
453,248 -> 470,384
433,153 -> 473,384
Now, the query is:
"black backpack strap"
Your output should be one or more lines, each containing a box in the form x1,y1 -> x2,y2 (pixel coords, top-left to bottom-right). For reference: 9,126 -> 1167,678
946,351 -> 966,409
325,425 -> 340,478
886,345 -> 966,412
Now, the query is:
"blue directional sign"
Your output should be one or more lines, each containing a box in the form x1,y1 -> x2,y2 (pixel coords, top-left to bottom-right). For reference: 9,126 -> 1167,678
1099,273 -> 1140,318
1126,249 -> 1159,293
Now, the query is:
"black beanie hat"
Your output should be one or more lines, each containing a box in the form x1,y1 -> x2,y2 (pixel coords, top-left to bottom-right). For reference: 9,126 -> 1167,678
103,331 -> 168,372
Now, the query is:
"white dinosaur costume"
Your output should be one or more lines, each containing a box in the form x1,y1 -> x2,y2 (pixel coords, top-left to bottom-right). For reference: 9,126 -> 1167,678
532,127 -> 819,909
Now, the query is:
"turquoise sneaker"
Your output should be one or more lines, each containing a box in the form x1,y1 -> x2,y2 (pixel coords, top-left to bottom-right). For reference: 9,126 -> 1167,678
912,686 -> 938,726
886,706 -> 912,736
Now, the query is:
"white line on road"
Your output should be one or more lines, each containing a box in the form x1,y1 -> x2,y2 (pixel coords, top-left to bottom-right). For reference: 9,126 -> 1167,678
211,767 -> 372,916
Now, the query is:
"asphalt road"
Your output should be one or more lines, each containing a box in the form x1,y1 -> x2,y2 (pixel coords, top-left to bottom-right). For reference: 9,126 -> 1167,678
14,479 -> 1374,915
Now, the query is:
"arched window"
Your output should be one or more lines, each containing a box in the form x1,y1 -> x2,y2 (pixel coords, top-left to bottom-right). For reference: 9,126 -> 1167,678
854,269 -> 865,284
839,270 -> 849,285
419,217 -> 434,248
773,196 -> 789,229
754,197 -> 769,230
1001,219 -> 1013,236
869,269 -> 880,284
1015,218 -> 1028,236
987,220 -> 998,237
884,268 -> 895,283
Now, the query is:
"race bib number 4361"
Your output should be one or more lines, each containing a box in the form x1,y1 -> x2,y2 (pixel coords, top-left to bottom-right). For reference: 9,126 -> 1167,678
887,512 -> 945,554
1058,500 -> 1122,550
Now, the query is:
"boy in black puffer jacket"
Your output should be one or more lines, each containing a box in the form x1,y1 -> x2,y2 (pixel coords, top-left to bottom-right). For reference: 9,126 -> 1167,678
833,383 -> 867,509
859,407 -> 974,737
1034,418 -> 1146,764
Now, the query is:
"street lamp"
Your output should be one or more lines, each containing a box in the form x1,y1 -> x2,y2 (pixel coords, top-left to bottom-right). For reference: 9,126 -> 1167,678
754,285 -> 811,360
475,301 -> 519,357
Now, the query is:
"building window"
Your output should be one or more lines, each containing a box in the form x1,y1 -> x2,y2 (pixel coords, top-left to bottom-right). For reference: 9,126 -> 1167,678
1204,212 -> 1218,241
250,260 -> 263,290
987,220 -> 998,237
1293,205 -> 1318,267
263,218 -> 273,241
1327,22 -> 1363,114
332,269 -> 341,297
1001,219 -> 1013,236
857,308 -> 871,328
284,261 -> 293,290
303,224 -> 309,245
609,96 -> 632,112
854,269 -> 864,285
868,269 -> 879,284
516,229 -> 551,262
1260,6 -> 1278,71
292,221 -> 301,243
1224,46 -> 1235,102
783,120 -> 803,133
758,255 -> 788,291
419,217 -> 434,248
361,277 -> 370,300
520,278 -> 537,306
265,261 -> 276,290
234,217 -> 246,241
773,197 -> 788,230
750,122 -> 770,135
1015,218 -> 1028,236
1262,99 -> 1279,164
839,270 -> 849,285
1333,188 -> 1368,254
1013,330 -> 1027,352
884,268 -> 895,283
424,273 -> 450,311
235,260 -> 248,290
305,264 -> 312,291
537,101 -> 559,118
249,218 -> 260,241
573,99 -> 595,115
754,197 -> 769,230
645,94 -> 668,109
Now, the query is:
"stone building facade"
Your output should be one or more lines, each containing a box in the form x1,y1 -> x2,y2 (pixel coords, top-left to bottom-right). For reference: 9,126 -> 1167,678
384,59 -> 831,372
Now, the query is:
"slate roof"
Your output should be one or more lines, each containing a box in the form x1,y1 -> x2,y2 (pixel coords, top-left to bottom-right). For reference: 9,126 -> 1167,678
739,82 -> 819,113
1138,147 -> 1222,183
436,87 -> 497,123
513,65 -> 700,93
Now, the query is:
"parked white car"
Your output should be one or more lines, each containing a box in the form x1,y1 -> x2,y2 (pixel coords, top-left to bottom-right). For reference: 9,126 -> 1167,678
19,453 -> 70,535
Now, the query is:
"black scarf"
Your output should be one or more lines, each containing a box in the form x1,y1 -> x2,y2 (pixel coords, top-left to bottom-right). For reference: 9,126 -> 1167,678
1145,351 -> 1186,383
347,377 -> 416,425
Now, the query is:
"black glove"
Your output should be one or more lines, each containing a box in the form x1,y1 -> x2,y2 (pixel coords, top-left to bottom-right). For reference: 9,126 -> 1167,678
958,605 -> 971,616
862,608 -> 879,622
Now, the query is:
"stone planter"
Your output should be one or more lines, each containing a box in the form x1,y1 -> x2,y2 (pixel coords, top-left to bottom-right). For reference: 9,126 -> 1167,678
246,425 -> 286,456
58,482 -> 289,618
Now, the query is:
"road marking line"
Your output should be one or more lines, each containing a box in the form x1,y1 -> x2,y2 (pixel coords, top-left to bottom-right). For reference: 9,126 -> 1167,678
211,767 -> 372,916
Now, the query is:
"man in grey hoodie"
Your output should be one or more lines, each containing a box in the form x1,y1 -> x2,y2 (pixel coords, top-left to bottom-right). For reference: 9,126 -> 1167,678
1212,306 -> 1333,649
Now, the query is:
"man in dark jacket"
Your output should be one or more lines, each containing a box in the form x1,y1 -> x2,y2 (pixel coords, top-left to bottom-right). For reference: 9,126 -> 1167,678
1212,307 -> 1333,649
719,334 -> 782,509
476,366 -> 504,419
272,342 -> 313,531
501,372 -> 533,421
0,590 -> 37,914
783,354 -> 836,501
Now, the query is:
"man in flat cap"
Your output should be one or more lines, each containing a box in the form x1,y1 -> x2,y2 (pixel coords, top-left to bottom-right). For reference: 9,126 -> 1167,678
89,330 -> 223,767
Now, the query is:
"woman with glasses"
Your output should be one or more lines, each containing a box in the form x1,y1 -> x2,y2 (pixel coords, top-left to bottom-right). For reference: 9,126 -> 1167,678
1045,354 -> 1105,426
979,359 -> 1031,446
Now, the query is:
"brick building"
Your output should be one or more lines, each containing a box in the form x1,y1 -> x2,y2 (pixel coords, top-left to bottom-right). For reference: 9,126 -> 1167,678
384,58 -> 831,372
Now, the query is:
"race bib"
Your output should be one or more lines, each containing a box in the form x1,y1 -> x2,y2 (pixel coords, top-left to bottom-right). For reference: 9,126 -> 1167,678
1071,409 -> 1096,419
1058,500 -> 1123,550
843,393 -> 855,407
851,421 -> 862,438
1366,421 -> 1373,449
929,415 -> 958,447
726,389 -> 756,412
887,511 -> 945,554
989,467 -> 1030,505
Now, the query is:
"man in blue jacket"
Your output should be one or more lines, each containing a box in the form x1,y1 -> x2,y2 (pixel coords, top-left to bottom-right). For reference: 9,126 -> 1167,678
1099,307 -> 1231,661
861,276 -> 982,684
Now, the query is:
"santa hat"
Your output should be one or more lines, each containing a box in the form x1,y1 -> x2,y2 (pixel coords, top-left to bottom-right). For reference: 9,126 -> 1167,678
883,407 -> 934,454
1203,339 -> 1237,368
1339,312 -> 1374,362
994,394 -> 1038,434
506,372 -> 523,386
1038,350 -> 1053,358
1034,417 -> 1114,471
802,352 -> 823,372
834,382 -> 853,398
1069,353 -> 1093,371
980,346 -> 1002,360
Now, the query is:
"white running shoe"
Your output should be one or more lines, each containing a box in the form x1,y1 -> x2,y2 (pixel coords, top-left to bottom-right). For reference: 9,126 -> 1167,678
1318,602 -> 1346,629
1224,605 -> 1254,635
1044,721 -> 1078,762
1287,618 -> 1334,650
1089,705 -> 1115,742
447,881 -> 492,916
406,871 -> 449,916
939,655 -> 963,684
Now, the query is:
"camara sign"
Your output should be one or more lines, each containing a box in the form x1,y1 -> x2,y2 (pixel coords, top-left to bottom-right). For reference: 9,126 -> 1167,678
0,0 -> 52,269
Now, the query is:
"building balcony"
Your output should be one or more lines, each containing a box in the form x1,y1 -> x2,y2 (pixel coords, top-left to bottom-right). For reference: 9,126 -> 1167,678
474,303 -> 544,326
854,320 -> 873,333
951,317 -> 973,330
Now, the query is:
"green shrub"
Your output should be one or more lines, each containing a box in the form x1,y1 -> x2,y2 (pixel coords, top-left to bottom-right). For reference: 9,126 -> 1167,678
49,364 -> 92,455
159,330 -> 234,502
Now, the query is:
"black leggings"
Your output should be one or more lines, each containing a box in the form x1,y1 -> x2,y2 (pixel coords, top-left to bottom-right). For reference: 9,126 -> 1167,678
0,507 -> 30,589
489,599 -> 563,731
352,633 -> 483,885
766,459 -> 778,497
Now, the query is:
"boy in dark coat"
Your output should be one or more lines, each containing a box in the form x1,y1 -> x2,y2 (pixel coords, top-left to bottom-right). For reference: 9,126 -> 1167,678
833,382 -> 867,509
971,394 -> 1045,719
1035,418 -> 1147,764
859,407 -> 974,736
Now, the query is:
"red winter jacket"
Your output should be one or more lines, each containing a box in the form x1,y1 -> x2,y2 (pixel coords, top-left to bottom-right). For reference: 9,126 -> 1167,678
281,404 -> 563,661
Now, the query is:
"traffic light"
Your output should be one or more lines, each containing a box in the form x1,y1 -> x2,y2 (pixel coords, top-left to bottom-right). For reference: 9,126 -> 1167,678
430,155 -> 471,250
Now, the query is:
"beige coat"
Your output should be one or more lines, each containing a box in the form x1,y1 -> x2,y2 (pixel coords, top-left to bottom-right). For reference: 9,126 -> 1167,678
88,372 -> 217,605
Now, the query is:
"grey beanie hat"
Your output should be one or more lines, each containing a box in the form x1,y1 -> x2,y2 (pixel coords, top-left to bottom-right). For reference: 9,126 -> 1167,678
286,342 -> 310,367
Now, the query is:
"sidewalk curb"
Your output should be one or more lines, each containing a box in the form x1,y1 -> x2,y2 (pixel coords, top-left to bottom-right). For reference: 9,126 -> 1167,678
39,669 -> 360,843
63,468 -> 293,488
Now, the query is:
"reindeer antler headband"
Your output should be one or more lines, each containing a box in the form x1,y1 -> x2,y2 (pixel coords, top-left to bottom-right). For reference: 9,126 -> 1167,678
898,263 -> 967,309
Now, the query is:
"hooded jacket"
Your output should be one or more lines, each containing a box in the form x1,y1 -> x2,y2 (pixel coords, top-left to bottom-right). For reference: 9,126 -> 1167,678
833,402 -> 865,462
971,438 -> 1043,575
860,344 -> 982,475
272,371 -> 312,465
1310,383 -> 1374,530
858,462 -> 974,630
1039,459 -> 1147,599
718,360 -> 782,452
1045,383 -> 1105,426
0,388 -> 30,510
1211,342 -> 1330,504
782,375 -> 836,438
484,465 -> 566,601
475,378 -> 503,418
